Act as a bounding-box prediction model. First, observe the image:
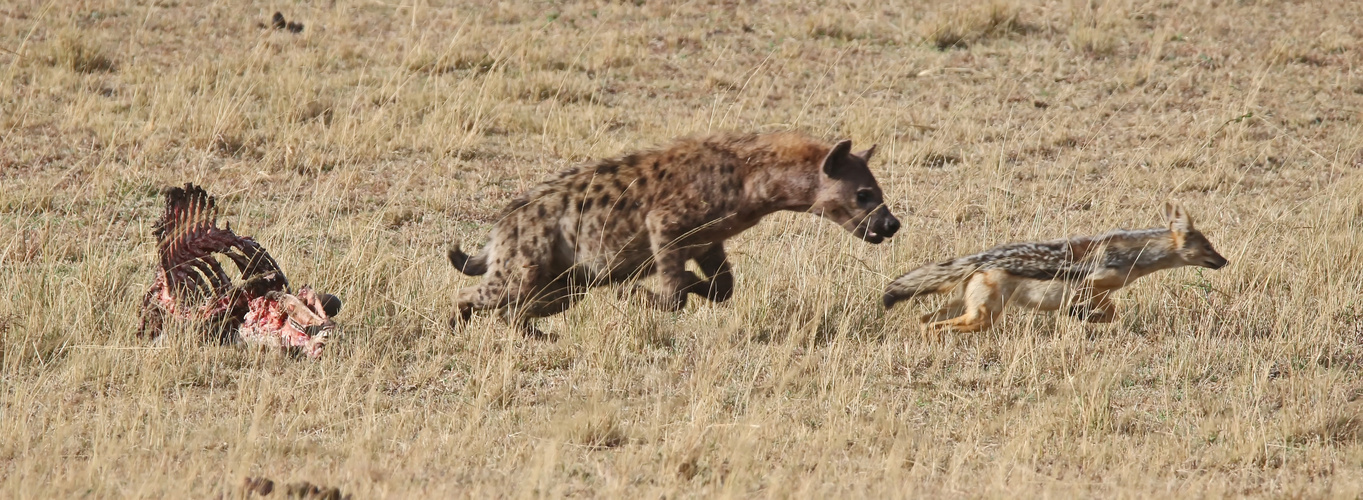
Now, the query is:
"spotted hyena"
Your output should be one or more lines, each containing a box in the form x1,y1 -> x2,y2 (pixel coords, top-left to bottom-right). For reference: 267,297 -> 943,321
447,131 -> 901,337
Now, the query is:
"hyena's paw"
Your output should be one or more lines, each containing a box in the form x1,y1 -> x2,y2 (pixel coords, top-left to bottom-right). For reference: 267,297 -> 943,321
679,277 -> 732,303
448,304 -> 474,333
702,278 -> 733,303
618,284 -> 686,310
616,284 -> 636,299
517,323 -> 559,342
496,309 -> 559,342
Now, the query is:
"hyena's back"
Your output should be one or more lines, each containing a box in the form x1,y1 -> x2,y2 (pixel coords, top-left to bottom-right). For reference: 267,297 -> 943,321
452,135 -> 766,284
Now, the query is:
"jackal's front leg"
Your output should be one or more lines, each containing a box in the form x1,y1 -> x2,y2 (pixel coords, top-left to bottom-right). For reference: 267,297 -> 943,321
1067,289 -> 1118,323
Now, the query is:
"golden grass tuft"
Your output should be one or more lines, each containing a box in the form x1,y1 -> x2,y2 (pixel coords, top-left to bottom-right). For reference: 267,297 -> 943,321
560,405 -> 632,450
926,2 -> 1031,50
47,31 -> 116,73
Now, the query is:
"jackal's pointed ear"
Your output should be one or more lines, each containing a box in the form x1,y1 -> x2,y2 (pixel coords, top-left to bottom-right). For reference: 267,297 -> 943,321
854,145 -> 877,162
823,140 -> 853,176
1164,202 -> 1194,233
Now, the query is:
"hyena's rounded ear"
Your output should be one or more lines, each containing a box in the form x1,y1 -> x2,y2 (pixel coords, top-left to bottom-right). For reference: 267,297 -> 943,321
823,140 -> 854,176
1164,202 -> 1194,232
854,145 -> 877,162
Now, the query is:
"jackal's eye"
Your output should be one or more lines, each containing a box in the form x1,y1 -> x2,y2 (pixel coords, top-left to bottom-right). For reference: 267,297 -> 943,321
855,189 -> 874,205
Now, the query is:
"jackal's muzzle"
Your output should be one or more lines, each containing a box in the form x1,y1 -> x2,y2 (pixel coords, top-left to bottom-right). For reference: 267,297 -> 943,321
1202,253 -> 1228,270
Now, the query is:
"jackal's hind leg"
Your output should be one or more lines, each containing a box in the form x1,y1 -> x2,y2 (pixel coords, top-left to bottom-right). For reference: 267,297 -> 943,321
925,272 -> 1009,334
926,307 -> 1000,333
919,298 -> 965,324
918,300 -> 965,343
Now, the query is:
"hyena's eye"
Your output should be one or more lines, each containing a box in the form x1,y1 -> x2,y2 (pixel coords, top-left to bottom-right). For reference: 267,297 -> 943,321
855,189 -> 874,205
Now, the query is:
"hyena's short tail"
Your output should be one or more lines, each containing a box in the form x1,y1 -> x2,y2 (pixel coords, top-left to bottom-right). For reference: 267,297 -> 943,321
882,260 -> 974,309
447,242 -> 489,276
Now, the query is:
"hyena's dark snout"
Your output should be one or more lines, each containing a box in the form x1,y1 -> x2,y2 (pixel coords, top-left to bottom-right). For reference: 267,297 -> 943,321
856,208 -> 900,244
870,208 -> 900,239
878,213 -> 901,238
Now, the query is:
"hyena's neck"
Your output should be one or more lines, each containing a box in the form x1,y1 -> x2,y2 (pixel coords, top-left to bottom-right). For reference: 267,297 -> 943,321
738,163 -> 820,216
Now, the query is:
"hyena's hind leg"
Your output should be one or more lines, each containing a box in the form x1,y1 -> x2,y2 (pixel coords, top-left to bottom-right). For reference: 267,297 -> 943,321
450,262 -> 547,333
450,283 -> 505,332
926,270 -> 1012,334
502,277 -> 586,340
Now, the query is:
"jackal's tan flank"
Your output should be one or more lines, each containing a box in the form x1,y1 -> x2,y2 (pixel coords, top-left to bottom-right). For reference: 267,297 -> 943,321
448,131 -> 901,336
883,203 -> 1227,334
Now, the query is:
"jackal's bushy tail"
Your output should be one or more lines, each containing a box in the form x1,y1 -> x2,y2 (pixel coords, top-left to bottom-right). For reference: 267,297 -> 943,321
882,260 -> 975,309
447,242 -> 489,276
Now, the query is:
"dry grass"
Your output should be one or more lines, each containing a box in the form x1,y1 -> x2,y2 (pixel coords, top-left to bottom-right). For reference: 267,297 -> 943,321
2,0 -> 1363,497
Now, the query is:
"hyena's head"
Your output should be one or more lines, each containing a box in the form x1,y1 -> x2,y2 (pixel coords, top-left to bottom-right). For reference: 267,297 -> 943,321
1165,202 -> 1228,270
813,140 -> 900,244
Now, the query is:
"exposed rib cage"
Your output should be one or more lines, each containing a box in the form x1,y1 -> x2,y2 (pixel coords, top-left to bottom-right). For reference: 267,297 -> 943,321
155,183 -> 286,295
139,183 -> 289,340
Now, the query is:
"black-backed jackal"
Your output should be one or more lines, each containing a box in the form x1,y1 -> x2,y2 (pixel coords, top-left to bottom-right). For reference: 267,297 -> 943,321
883,203 -> 1227,334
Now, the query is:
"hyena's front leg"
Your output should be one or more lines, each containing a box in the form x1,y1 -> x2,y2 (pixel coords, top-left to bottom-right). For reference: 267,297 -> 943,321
688,242 -> 734,303
643,212 -> 706,311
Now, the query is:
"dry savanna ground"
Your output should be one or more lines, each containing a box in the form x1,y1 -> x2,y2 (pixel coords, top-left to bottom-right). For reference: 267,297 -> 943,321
3,0 -> 1363,497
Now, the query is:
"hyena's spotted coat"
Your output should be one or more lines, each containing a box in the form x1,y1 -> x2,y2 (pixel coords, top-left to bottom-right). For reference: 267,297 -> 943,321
448,131 -> 901,336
